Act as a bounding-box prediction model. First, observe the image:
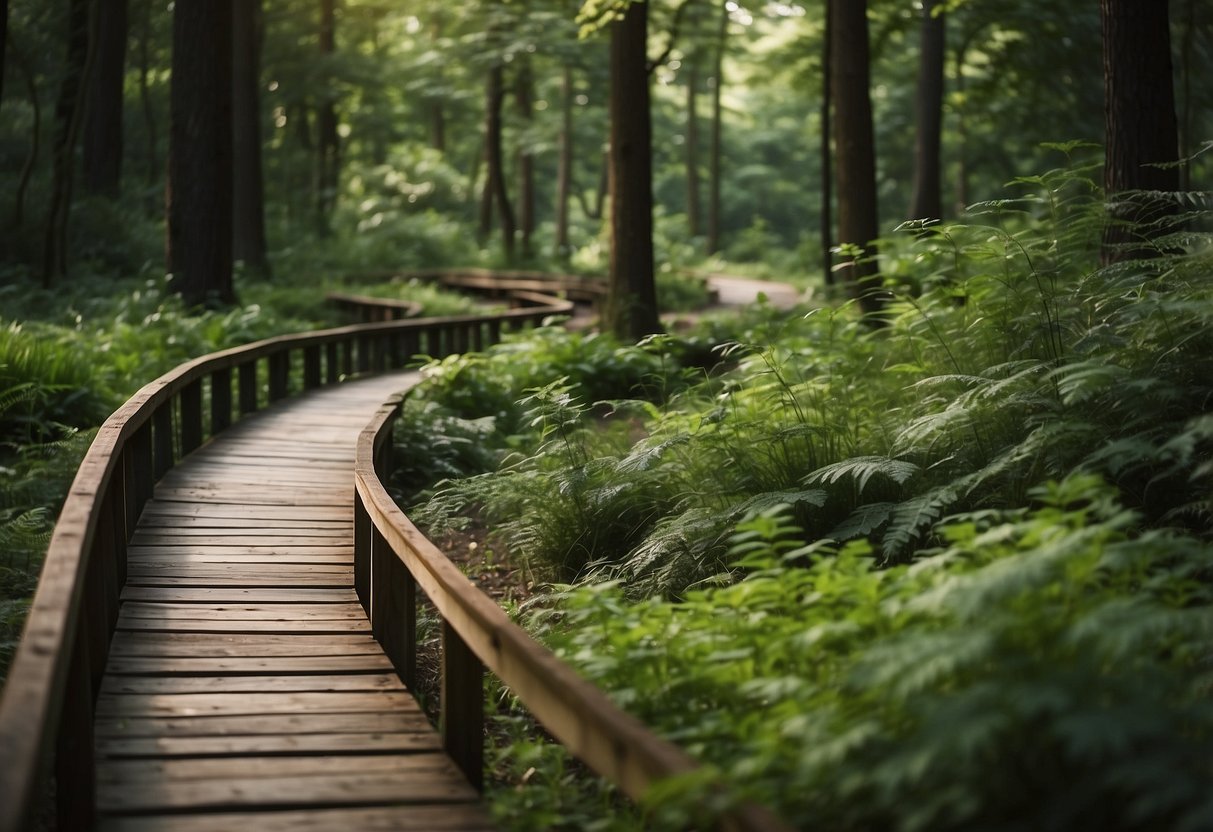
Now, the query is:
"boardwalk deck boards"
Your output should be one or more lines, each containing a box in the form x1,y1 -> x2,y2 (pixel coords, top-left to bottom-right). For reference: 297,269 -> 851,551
92,372 -> 495,830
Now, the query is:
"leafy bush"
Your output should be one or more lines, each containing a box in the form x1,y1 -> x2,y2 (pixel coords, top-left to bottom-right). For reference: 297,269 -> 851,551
539,484 -> 1213,830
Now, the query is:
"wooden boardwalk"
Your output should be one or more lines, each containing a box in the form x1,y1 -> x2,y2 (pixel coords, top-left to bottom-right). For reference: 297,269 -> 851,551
92,373 -> 494,831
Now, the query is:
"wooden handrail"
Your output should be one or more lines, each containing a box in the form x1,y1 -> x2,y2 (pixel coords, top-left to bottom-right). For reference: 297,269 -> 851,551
354,398 -> 794,832
326,291 -> 424,322
0,289 -> 569,832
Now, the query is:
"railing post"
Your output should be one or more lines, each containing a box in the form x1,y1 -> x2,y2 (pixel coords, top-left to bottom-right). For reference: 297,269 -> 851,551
341,339 -> 354,378
325,342 -> 340,384
211,367 -> 232,434
55,617 -> 95,831
353,490 -> 370,614
268,351 -> 289,402
180,379 -> 203,454
441,621 -> 484,792
304,345 -> 322,389
130,423 -> 154,519
239,360 -> 258,414
152,404 -> 173,479
403,329 -> 420,365
356,334 -> 372,373
370,525 -> 389,642
386,553 -> 417,691
487,317 -> 502,348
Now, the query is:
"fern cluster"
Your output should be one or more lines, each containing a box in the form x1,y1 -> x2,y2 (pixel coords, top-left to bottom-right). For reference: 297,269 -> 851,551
541,479 -> 1213,830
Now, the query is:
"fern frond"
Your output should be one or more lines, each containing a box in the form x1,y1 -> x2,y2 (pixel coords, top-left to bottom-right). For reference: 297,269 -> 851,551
882,487 -> 959,563
827,502 -> 894,542
805,456 -> 921,494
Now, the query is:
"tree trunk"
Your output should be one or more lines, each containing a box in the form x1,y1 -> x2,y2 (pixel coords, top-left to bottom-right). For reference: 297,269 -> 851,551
476,134 -> 491,241
685,64 -> 701,238
315,0 -> 340,235
706,2 -> 727,255
1177,0 -> 1195,192
167,0 -> 234,307
819,0 -> 832,287
42,0 -> 94,287
830,0 -> 885,317
0,0 -> 8,103
429,14 -> 446,152
232,0 -> 269,276
953,39 -> 969,214
138,0 -> 158,208
82,0 -> 127,197
10,39 -> 40,228
515,54 -> 535,259
554,63 -> 573,257
908,0 -> 944,224
1099,0 -> 1179,264
484,64 -> 515,260
606,0 -> 660,340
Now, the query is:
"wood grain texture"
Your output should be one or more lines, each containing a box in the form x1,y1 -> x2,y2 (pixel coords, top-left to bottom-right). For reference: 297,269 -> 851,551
85,372 -> 491,830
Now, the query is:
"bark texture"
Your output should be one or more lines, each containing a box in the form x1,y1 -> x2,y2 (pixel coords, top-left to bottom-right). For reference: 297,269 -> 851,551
82,0 -> 126,197
830,0 -> 885,316
168,0 -> 234,307
606,0 -> 661,340
908,0 -> 945,224
232,0 -> 269,275
1100,0 -> 1179,264
42,0 -> 93,286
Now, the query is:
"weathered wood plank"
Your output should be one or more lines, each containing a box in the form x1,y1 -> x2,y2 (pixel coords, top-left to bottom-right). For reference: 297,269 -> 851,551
115,617 -> 371,634
125,556 -> 351,568
95,731 -> 442,759
98,754 -> 461,783
121,587 -> 359,604
117,602 -> 368,621
95,711 -> 431,738
96,772 -> 477,813
123,575 -> 353,589
97,805 -> 493,832
128,546 -> 354,557
109,633 -> 383,658
104,654 -> 395,675
138,503 -> 352,521
96,691 -> 419,718
99,673 -> 404,696
130,538 -> 354,550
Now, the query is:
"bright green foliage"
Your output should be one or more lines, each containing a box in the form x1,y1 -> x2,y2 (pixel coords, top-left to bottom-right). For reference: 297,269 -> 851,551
399,172 -> 1213,824
539,484 -> 1213,830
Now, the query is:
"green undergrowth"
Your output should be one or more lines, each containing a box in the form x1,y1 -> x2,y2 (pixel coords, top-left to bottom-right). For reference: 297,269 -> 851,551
0,267 -> 478,681
397,170 -> 1213,828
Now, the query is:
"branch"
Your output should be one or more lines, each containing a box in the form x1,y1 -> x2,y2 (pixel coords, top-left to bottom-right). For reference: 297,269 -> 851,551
646,0 -> 696,75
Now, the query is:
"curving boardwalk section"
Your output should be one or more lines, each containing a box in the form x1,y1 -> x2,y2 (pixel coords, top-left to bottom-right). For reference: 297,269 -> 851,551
92,372 -> 492,831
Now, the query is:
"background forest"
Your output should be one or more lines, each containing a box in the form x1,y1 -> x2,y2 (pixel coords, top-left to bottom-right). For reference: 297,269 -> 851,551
2,0 -> 1213,829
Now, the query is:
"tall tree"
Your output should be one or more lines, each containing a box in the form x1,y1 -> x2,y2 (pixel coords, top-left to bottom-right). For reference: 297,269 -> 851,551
0,0 -> 7,103
684,63 -> 702,238
830,0 -> 885,317
819,0 -> 833,287
483,62 -> 516,259
908,0 -> 945,224
605,0 -> 660,339
554,62 -> 574,257
1099,0 -> 1179,265
315,0 -> 340,234
232,0 -> 270,275
167,0 -> 235,307
82,0 -> 127,197
705,1 -> 727,255
136,0 -> 159,206
42,0 -> 93,286
515,53 -> 536,258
